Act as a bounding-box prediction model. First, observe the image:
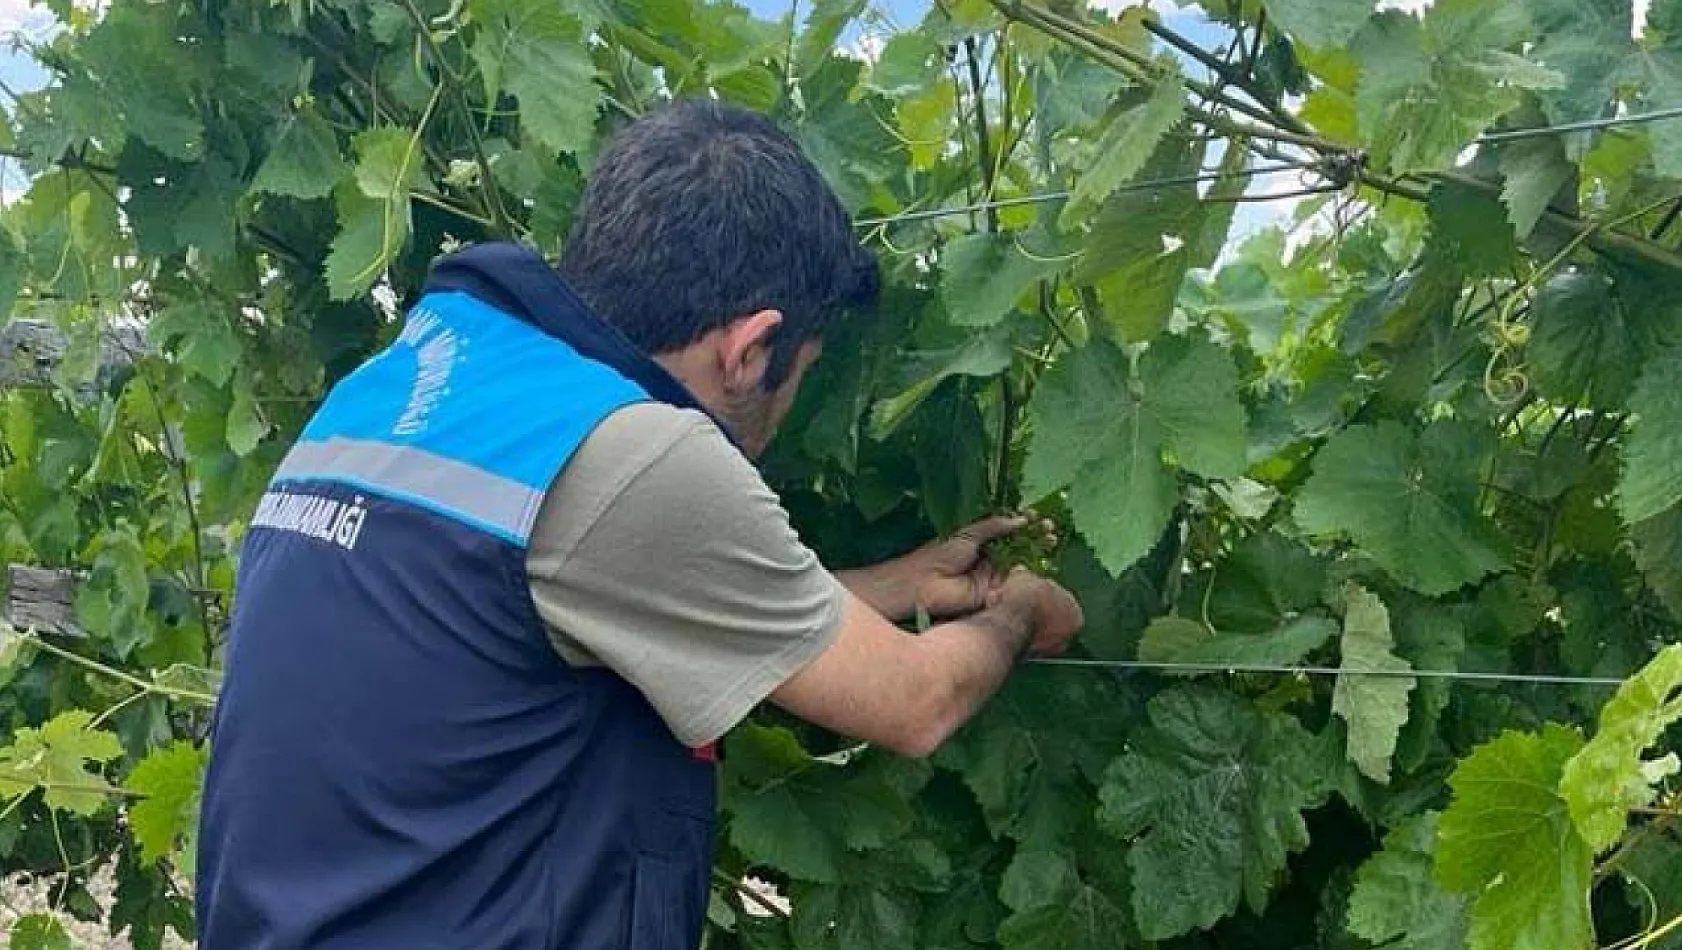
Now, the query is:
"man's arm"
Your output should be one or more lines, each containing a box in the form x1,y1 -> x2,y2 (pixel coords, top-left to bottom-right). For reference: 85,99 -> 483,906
769,569 -> 1081,759
834,514 -> 1044,622
526,403 -> 1081,757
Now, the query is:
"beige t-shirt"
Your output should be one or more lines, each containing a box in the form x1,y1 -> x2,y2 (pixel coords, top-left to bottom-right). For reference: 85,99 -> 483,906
524,401 -> 847,748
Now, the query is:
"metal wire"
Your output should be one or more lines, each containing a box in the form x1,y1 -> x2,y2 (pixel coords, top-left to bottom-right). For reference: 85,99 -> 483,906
1474,104 -> 1682,145
855,103 -> 1682,230
1026,657 -> 1627,687
852,159 -> 1321,228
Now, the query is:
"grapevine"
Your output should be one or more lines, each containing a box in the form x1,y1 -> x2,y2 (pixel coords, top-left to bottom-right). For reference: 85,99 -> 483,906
0,0 -> 1678,948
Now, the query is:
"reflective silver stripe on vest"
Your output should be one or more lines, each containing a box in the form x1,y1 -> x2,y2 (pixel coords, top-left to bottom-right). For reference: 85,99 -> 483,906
275,437 -> 544,541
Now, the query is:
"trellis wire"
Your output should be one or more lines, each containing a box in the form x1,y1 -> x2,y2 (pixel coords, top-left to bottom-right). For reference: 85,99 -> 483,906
857,103 -> 1682,230
1026,656 -> 1626,687
1474,104 -> 1682,144
851,158 -> 1321,228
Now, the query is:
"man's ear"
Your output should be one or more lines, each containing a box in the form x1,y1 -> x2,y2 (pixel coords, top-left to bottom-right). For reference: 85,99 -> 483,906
718,309 -> 783,392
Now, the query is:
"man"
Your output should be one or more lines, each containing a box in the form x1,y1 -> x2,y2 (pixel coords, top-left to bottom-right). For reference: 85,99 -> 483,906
196,99 -> 1083,949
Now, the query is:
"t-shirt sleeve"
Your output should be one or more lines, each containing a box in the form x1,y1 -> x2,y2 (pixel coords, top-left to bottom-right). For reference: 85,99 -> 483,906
524,403 -> 846,748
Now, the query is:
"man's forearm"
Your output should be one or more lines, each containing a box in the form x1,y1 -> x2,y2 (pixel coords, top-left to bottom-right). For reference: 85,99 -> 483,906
835,562 -> 916,622
912,601 -> 1035,747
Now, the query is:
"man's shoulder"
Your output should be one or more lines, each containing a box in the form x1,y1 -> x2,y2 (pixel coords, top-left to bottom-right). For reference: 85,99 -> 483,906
529,400 -> 752,559
583,400 -> 721,457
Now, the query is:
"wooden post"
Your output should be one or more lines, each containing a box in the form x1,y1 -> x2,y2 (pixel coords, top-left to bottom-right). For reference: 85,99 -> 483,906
1,318 -> 147,388
3,565 -> 86,639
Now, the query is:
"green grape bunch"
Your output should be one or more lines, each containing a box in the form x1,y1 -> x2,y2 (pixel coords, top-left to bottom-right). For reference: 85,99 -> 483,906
984,500 -> 1069,575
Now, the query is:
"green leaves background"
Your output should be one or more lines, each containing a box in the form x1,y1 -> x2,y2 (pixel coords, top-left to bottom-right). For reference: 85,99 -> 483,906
0,0 -> 1680,948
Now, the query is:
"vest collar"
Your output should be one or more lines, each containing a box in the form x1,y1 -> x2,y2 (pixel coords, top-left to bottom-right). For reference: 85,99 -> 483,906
421,241 -> 746,453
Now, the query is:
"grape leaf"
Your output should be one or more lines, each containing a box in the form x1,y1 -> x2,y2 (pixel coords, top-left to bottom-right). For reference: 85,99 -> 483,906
0,224 -> 22,323
8,915 -> 71,950
1523,0 -> 1635,151
1295,421 -> 1508,596
1024,335 -> 1243,574
251,110 -> 347,200
1435,724 -> 1594,950
912,382 -> 992,535
1333,585 -> 1415,784
1074,136 -> 1206,341
1528,269 -> 1650,407
1634,504 -> 1682,617
1392,600 -> 1467,774
795,59 -> 903,209
324,186 -> 405,301
724,725 -> 914,882
866,31 -> 942,96
937,711 -> 1035,840
897,80 -> 955,169
1077,138 -> 1239,343
1632,11 -> 1682,176
0,709 -> 125,815
995,880 -> 1130,950
351,126 -> 429,202
108,846 -> 196,950
938,671 -> 1136,849
1345,812 -> 1469,950
1059,72 -> 1186,230
1263,0 -> 1374,50
78,7 -> 204,162
1141,333 -> 1247,480
1203,531 -> 1328,633
1426,177 -> 1519,280
145,299 -> 240,387
940,232 -> 1064,328
1497,136 -> 1572,238
1097,686 -> 1329,939
1352,2 -> 1561,173
468,0 -> 599,157
72,525 -> 151,659
226,371 -> 269,457
1620,346 -> 1682,523
1559,644 -> 1682,853
1621,835 -> 1682,950
1137,615 -> 1337,671
1021,339 -> 1168,575
126,740 -> 209,871
999,850 -> 1079,912
1065,446 -> 1178,580
869,323 -> 1014,438
789,884 -> 915,949
324,124 -> 429,299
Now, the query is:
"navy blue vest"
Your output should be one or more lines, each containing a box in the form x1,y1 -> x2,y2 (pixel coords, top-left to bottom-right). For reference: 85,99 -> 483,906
197,244 -> 725,949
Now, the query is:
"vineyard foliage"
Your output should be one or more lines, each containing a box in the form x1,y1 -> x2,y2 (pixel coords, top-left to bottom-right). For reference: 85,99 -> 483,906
0,0 -> 1679,947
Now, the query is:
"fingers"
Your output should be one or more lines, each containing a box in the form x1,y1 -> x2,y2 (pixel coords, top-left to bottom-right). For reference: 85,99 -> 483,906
953,513 -> 1030,546
969,560 -> 999,607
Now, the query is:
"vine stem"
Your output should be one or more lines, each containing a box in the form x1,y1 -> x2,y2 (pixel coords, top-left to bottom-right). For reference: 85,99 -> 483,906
0,774 -> 142,800
398,0 -> 517,237
1606,908 -> 1682,950
49,810 -> 69,912
993,0 -> 1682,276
958,33 -> 1022,509
89,689 -> 150,730
1599,795 -> 1680,883
963,37 -> 1000,232
0,792 -> 30,827
7,629 -> 218,706
132,358 -> 213,643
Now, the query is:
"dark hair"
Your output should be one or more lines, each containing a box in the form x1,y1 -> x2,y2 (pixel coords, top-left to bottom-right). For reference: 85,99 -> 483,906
557,98 -> 879,387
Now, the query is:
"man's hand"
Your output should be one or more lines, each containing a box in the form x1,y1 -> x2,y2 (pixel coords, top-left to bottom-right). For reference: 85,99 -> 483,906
838,515 -> 1050,623
989,567 -> 1084,656
773,562 -> 1085,759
